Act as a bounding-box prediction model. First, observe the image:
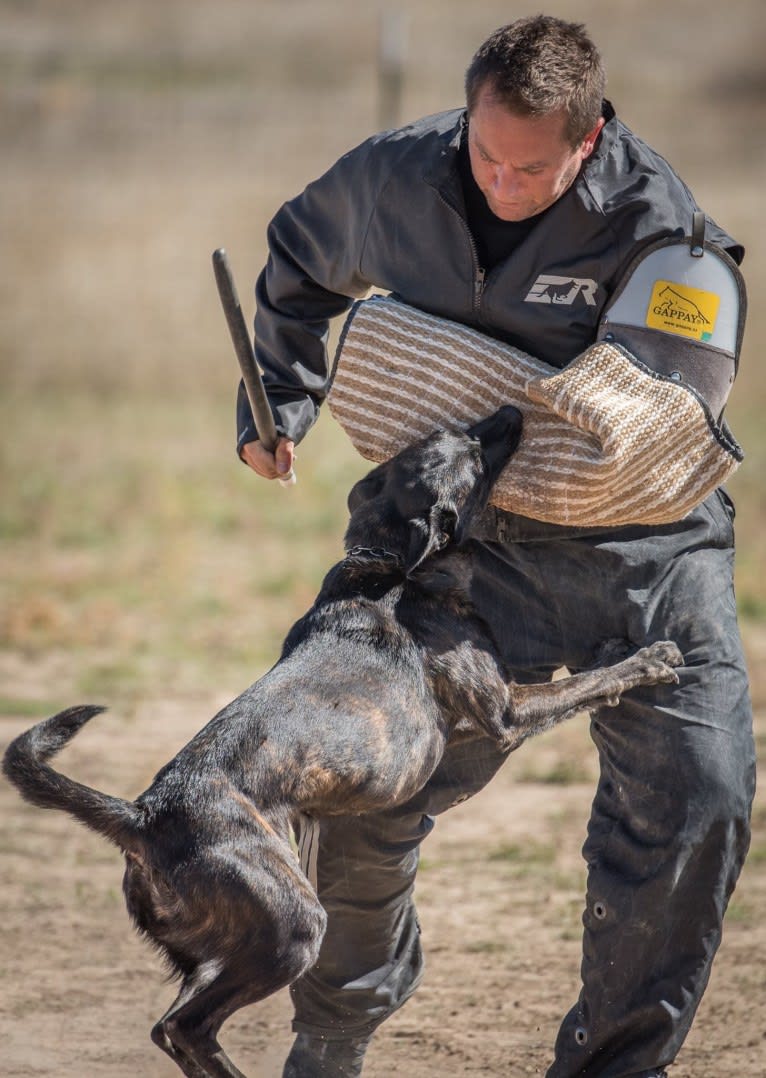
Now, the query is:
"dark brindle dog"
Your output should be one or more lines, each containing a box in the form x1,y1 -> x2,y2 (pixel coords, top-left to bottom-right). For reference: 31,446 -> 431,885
3,406 -> 683,1078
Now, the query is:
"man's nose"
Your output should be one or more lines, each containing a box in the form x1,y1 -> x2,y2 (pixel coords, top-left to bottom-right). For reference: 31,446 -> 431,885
491,165 -> 523,198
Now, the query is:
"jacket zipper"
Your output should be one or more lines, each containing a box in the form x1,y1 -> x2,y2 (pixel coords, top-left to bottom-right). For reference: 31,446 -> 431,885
473,266 -> 486,314
436,188 -> 487,317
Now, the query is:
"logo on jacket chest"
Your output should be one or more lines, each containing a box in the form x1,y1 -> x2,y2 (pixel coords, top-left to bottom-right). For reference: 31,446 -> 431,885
524,274 -> 598,307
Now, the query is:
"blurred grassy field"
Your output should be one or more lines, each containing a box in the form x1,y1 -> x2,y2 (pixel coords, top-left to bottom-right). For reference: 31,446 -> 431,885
1,0 -> 765,714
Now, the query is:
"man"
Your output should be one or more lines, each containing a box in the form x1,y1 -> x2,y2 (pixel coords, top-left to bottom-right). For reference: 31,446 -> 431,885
237,16 -> 754,1078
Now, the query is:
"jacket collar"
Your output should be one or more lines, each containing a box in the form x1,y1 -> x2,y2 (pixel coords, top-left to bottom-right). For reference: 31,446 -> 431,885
422,110 -> 468,210
587,99 -> 617,164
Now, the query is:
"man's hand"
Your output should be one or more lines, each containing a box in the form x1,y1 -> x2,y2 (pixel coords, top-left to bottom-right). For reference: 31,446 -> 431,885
240,437 -> 296,480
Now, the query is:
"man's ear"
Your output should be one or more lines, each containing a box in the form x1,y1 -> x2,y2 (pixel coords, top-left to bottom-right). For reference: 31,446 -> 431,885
579,116 -> 605,161
404,505 -> 457,575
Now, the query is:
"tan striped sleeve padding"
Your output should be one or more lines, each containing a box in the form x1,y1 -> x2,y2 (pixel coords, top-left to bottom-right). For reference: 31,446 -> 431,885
327,295 -> 742,527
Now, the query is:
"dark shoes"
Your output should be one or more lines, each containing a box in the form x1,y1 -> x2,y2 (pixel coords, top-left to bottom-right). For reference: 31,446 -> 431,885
282,1032 -> 371,1077
281,1036 -> 669,1078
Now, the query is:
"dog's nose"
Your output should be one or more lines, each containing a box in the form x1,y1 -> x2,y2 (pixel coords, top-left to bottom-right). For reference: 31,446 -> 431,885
494,404 -> 524,438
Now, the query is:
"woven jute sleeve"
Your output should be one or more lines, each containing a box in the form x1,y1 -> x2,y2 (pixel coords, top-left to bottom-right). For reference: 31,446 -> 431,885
327,296 -> 741,527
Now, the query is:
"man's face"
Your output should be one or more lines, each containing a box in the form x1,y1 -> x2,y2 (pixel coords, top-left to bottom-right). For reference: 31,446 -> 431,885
467,87 -> 604,222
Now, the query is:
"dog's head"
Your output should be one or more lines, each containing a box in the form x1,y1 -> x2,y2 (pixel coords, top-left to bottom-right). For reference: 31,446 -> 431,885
345,405 -> 522,575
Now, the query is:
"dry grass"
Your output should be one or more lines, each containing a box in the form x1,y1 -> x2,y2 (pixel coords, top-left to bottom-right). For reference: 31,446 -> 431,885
2,0 -> 765,704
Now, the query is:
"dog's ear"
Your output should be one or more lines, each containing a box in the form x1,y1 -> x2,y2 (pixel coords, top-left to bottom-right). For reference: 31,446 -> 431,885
347,468 -> 386,514
405,505 -> 457,575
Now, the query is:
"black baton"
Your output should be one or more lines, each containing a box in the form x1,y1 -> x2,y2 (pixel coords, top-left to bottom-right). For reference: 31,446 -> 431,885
212,248 -> 296,485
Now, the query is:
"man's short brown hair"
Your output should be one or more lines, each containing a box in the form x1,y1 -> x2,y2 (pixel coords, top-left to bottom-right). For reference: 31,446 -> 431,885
465,15 -> 606,146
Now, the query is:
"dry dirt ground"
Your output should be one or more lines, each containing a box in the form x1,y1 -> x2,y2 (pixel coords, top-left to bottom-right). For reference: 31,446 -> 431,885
2,636 -> 765,1078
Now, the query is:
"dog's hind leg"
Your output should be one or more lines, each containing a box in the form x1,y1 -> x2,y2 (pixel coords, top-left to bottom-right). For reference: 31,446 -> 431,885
151,948 -> 316,1078
149,872 -> 326,1077
151,969 -> 250,1078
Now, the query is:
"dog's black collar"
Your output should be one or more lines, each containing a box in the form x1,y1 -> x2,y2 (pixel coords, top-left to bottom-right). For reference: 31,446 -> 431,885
344,545 -> 402,567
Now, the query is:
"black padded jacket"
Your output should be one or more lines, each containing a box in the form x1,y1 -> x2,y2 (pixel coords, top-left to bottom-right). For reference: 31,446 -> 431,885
236,103 -> 742,452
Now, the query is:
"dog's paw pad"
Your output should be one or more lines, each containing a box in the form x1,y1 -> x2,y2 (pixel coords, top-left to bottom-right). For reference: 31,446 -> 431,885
590,694 -> 621,713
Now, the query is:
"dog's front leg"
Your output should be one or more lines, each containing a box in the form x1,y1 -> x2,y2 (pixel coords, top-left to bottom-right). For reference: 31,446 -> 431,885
503,640 -> 683,747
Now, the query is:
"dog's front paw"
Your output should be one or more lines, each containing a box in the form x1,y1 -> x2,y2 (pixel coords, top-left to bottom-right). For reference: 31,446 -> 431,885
630,640 -> 684,684
650,640 -> 684,667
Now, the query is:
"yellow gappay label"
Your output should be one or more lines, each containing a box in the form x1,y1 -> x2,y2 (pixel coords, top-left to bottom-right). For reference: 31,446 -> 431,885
646,280 -> 720,341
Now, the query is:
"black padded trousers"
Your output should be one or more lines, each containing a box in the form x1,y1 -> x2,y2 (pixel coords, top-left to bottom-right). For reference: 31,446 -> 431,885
289,491 -> 755,1077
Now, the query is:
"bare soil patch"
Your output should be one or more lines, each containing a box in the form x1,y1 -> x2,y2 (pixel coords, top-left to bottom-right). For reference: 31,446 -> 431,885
1,679 -> 764,1077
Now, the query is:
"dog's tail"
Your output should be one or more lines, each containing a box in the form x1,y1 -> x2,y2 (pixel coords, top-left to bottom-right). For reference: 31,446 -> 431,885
3,705 -> 143,850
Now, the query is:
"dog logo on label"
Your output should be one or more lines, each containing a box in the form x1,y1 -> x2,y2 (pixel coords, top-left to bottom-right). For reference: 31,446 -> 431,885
524,275 -> 598,307
646,280 -> 720,341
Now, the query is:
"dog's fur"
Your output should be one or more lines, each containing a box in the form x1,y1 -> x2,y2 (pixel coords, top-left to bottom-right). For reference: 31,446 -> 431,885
3,406 -> 683,1078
